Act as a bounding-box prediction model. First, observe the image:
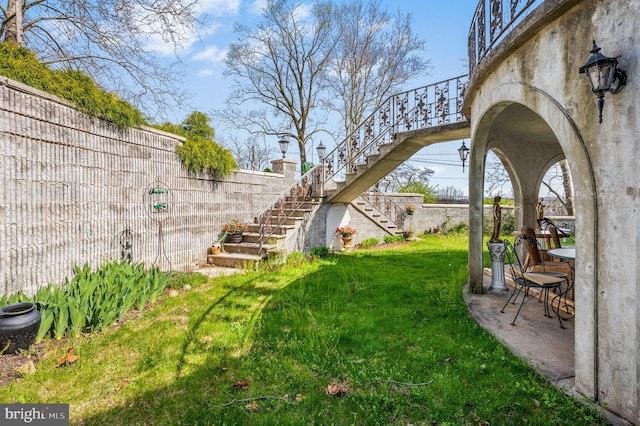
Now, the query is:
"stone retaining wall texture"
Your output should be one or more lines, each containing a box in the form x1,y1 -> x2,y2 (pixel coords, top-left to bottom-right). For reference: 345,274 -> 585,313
0,76 -> 519,296
0,77 -> 288,295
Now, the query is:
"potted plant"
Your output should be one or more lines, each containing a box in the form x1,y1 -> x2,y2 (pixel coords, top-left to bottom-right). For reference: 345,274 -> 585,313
211,241 -> 222,254
336,225 -> 357,251
222,219 -> 248,244
405,205 -> 416,215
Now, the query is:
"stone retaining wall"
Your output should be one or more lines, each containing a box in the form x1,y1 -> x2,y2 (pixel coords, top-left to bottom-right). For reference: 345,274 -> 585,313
0,77 -> 290,295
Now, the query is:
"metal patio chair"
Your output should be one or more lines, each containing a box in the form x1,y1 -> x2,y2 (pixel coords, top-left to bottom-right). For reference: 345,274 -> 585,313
501,237 -> 568,328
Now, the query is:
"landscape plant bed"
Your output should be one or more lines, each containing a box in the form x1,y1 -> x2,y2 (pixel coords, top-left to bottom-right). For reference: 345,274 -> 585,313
0,236 -> 605,425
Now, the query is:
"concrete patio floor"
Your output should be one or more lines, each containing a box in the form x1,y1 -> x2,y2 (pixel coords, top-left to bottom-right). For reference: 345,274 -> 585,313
465,271 -> 629,425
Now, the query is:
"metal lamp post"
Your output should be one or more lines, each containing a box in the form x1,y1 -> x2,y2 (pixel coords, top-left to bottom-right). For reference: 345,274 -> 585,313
458,140 -> 470,172
316,141 -> 326,196
278,136 -> 290,159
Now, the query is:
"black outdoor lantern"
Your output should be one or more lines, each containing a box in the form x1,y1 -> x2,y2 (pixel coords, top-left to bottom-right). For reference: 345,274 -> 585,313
316,141 -> 326,164
278,136 -> 290,158
458,140 -> 470,173
578,40 -> 627,124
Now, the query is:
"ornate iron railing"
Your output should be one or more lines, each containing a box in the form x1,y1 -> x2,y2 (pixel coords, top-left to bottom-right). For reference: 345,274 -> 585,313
356,187 -> 408,231
320,75 -> 469,185
468,0 -> 543,74
256,165 -> 322,254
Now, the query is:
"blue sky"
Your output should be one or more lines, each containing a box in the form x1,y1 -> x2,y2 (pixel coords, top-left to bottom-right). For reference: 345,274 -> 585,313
150,0 -> 480,194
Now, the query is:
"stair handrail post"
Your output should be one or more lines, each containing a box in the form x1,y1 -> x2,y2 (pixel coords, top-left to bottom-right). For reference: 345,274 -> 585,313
357,187 -> 408,231
257,164 -> 320,254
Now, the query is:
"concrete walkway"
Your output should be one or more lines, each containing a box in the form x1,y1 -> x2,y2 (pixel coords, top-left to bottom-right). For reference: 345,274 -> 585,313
465,271 -> 629,426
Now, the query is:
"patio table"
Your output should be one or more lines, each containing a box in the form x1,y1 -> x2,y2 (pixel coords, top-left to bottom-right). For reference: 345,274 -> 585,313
548,247 -> 575,320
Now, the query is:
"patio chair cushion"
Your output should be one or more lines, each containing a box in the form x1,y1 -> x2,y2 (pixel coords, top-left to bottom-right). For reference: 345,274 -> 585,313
521,272 -> 566,286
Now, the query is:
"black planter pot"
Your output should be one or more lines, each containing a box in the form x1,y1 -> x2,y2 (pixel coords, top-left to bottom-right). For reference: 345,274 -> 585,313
0,302 -> 41,354
227,231 -> 243,244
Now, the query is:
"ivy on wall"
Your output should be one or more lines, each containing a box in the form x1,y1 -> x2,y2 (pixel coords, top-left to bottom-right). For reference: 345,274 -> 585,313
0,42 -> 145,128
155,112 -> 236,179
0,42 -> 235,179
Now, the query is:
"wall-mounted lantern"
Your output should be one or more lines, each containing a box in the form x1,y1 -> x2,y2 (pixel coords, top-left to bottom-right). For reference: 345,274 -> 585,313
578,40 -> 627,124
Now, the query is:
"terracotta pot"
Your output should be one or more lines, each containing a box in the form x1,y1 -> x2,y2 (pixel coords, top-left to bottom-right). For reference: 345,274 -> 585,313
341,236 -> 353,251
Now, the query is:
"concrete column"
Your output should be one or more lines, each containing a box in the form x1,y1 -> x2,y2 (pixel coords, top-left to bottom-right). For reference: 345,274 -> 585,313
487,242 -> 508,293
271,158 -> 297,184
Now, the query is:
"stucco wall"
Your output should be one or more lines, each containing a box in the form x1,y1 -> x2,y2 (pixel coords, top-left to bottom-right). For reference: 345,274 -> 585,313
464,0 -> 640,422
0,77 -> 291,295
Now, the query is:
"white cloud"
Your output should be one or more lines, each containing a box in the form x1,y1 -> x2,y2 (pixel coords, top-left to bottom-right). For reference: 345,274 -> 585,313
193,45 -> 228,64
199,0 -> 241,16
249,0 -> 268,15
145,33 -> 183,56
197,68 -> 216,77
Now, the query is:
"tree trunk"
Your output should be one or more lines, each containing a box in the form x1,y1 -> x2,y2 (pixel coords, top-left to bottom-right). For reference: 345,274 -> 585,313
4,0 -> 24,45
560,160 -> 574,215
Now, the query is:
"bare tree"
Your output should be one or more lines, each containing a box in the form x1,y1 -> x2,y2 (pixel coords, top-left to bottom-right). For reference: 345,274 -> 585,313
221,135 -> 277,171
219,0 -> 336,173
377,163 -> 434,192
540,159 -> 575,215
0,0 -> 203,118
325,0 -> 430,142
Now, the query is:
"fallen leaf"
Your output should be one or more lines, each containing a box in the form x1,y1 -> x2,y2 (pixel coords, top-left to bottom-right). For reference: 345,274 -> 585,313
445,357 -> 452,364
234,379 -> 249,390
56,347 -> 79,367
245,401 -> 259,411
295,394 -> 302,401
326,382 -> 348,397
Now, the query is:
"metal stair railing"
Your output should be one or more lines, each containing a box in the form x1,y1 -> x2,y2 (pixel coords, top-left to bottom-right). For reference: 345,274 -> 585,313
355,187 -> 408,232
256,165 -> 322,254
320,75 -> 469,187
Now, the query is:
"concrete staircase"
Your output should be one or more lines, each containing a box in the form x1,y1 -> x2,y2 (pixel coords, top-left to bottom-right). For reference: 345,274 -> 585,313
327,122 -> 470,204
350,190 -> 408,235
206,198 -> 322,269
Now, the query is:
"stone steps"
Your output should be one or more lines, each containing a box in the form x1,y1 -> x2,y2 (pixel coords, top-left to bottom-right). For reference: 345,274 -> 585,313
206,197 -> 322,269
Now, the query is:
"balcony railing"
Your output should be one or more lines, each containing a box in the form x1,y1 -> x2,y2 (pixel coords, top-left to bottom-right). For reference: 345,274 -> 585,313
468,0 -> 544,74
320,75 -> 469,185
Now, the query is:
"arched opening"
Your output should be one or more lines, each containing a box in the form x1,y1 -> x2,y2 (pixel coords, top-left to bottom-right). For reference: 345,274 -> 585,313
467,90 -> 598,399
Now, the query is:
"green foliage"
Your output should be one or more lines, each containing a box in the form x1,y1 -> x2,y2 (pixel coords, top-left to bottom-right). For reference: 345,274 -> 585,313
0,42 -> 146,128
156,112 -> 236,179
0,237 -> 606,425
360,237 -> 380,248
309,246 -> 330,257
484,196 -> 515,206
383,234 -> 406,243
399,181 -> 438,204
483,209 -> 515,236
440,214 -> 469,235
167,271 -> 208,290
1,260 -> 170,341
285,251 -> 305,265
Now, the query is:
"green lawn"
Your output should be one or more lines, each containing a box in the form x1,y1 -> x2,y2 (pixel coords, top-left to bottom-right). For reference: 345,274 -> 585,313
0,235 -> 605,425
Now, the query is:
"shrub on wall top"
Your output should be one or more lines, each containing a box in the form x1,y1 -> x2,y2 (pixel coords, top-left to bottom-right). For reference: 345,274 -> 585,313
0,42 -> 145,128
155,112 -> 236,179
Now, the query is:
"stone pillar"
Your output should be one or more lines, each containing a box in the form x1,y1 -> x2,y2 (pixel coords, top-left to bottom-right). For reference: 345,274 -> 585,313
486,242 -> 509,293
271,158 -> 297,184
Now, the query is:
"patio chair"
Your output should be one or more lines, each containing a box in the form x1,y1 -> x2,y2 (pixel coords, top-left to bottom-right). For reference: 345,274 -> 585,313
520,227 -> 573,283
501,237 -> 567,328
